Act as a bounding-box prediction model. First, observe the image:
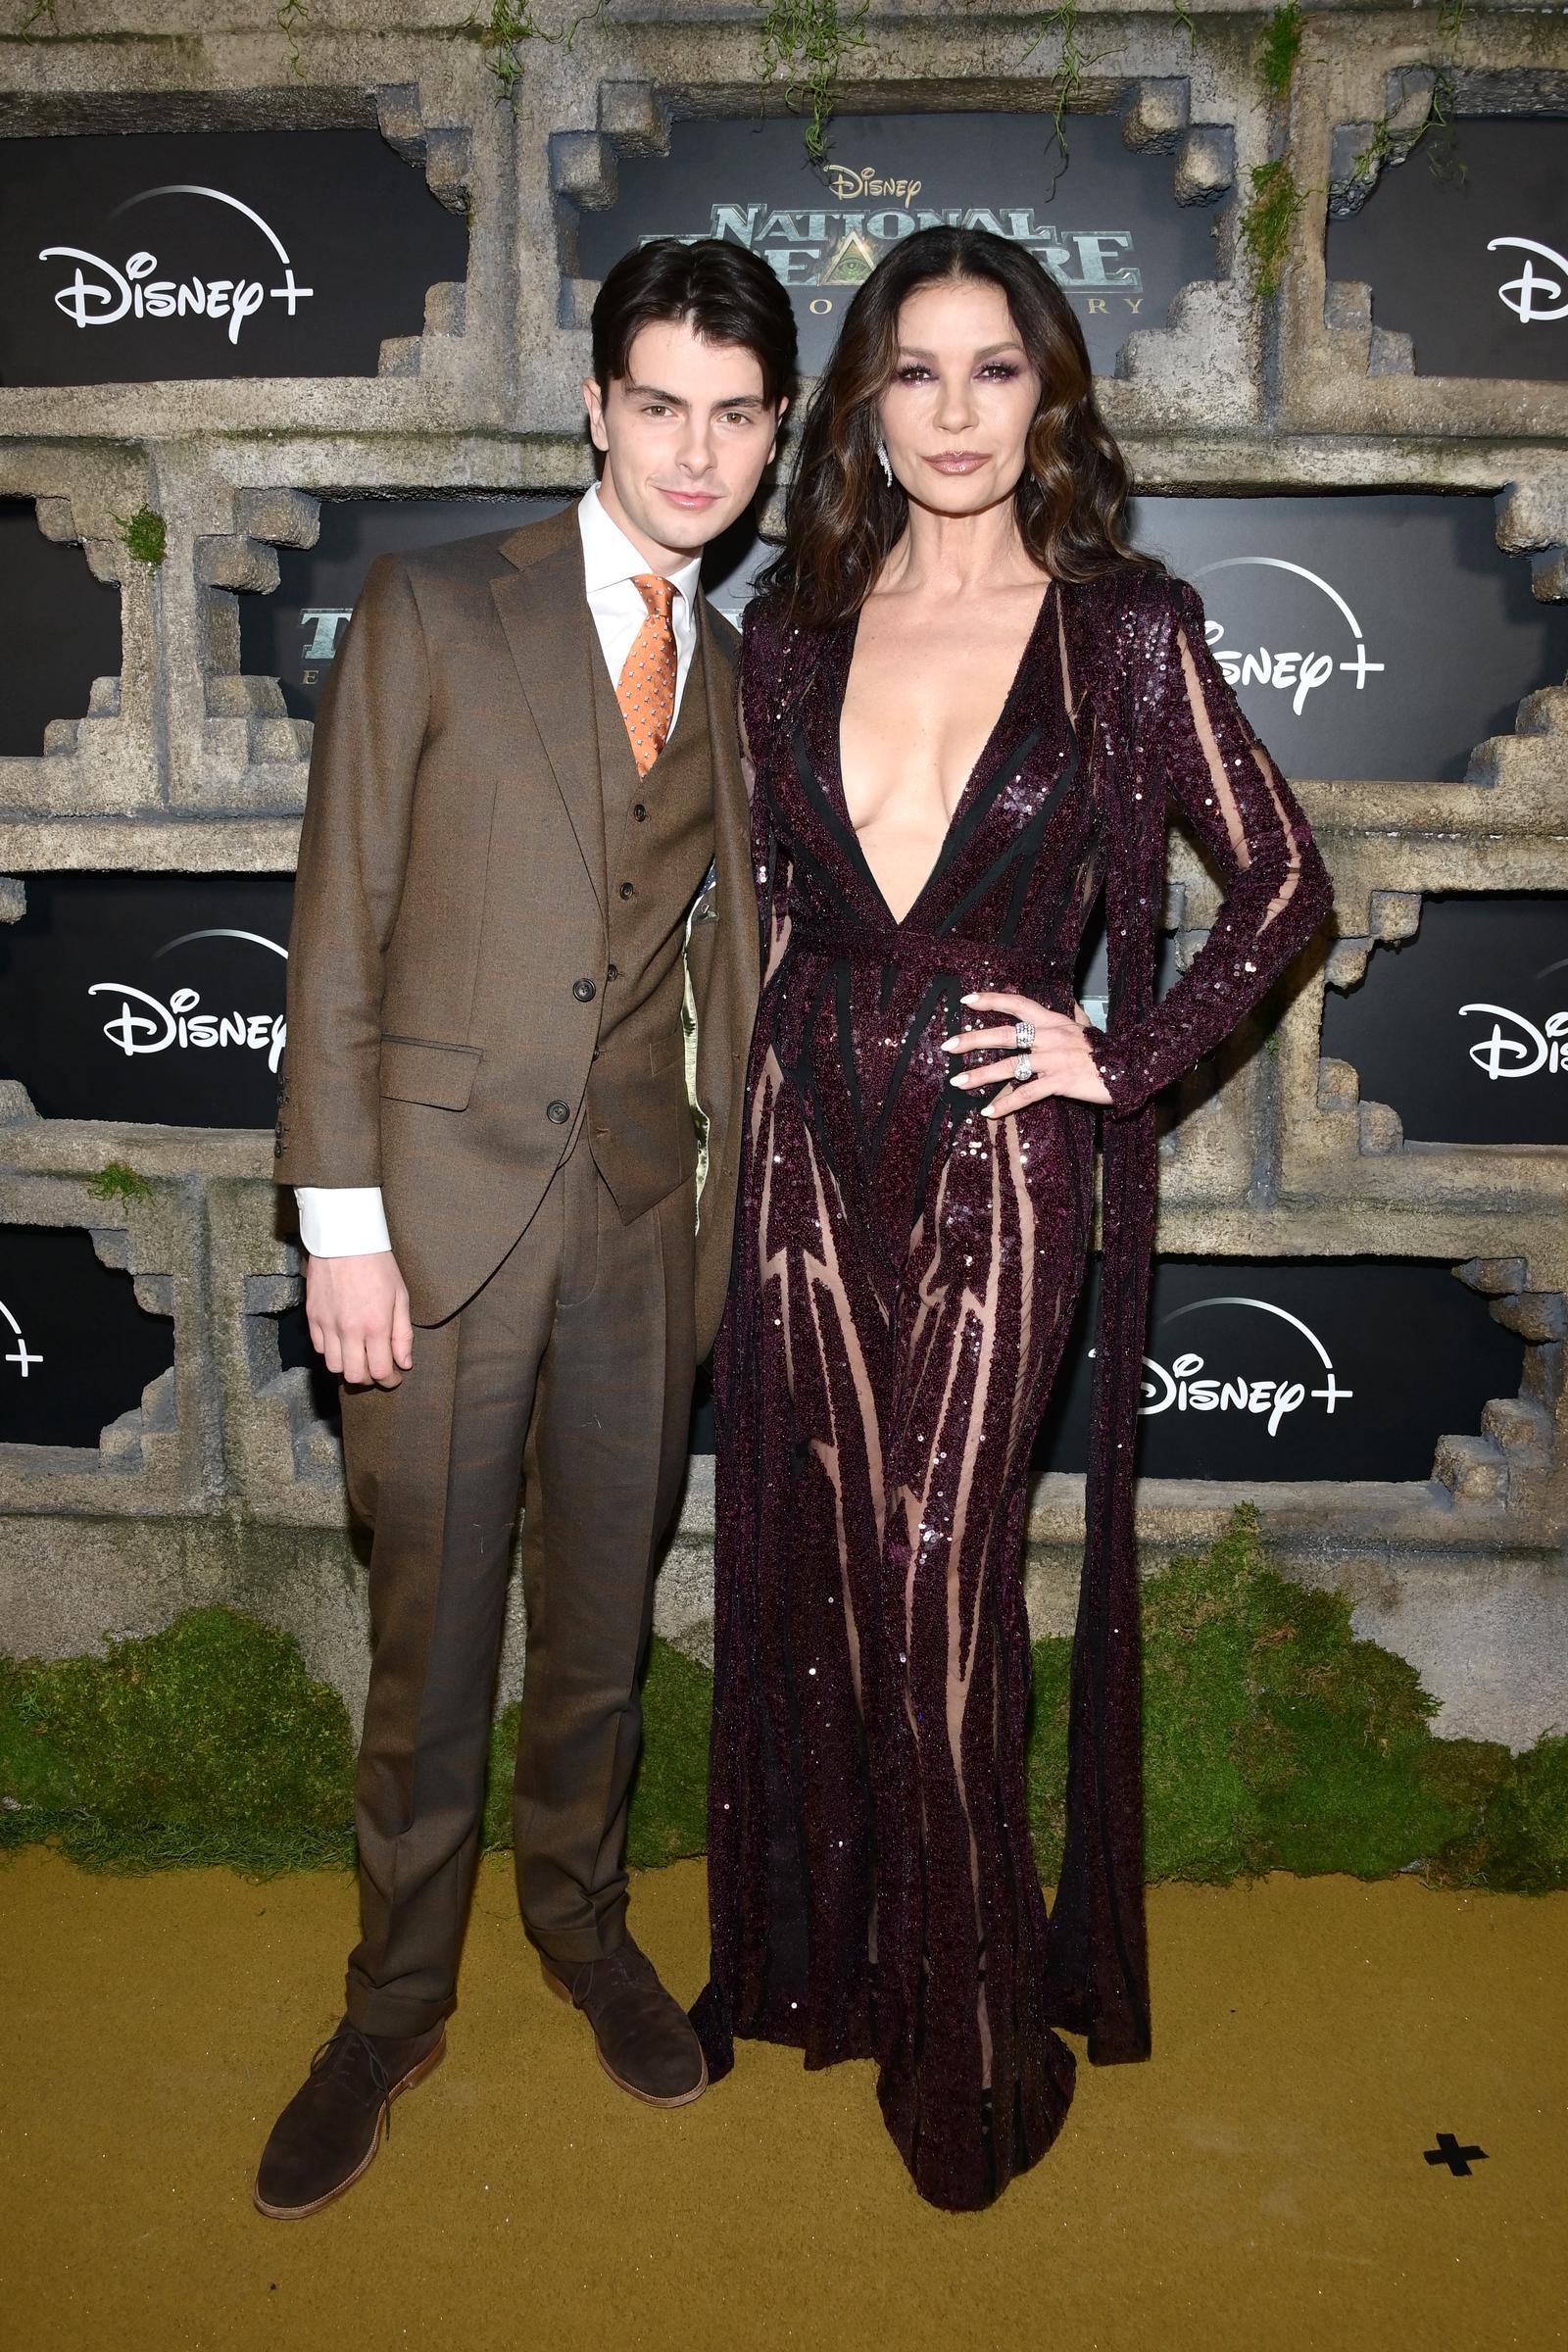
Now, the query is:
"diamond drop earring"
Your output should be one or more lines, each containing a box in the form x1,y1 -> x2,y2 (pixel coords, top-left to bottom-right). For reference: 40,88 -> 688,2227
876,438 -> 894,485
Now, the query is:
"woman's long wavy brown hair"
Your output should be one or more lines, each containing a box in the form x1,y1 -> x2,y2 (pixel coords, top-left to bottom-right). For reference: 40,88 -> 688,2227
756,225 -> 1158,627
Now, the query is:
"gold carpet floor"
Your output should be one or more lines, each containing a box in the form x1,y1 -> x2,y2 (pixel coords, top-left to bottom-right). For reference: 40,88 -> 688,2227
2,1848 -> 1563,2352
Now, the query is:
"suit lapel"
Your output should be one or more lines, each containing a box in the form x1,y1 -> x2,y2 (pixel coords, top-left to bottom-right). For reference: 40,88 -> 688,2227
491,523 -> 607,913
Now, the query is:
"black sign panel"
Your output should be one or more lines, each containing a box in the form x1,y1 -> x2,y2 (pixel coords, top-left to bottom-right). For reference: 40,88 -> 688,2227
0,1225 -> 173,1449
1027,1255 -> 1524,1482
571,111 -> 1219,379
1323,894 -> 1568,1145
0,873 -> 292,1128
1327,117 -> 1568,381
0,500 -> 122,758
1127,492 -> 1568,785
0,131 -> 468,385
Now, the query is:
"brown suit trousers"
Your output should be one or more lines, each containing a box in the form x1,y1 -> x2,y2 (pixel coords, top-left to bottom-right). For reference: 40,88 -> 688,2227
341,1135 -> 695,2031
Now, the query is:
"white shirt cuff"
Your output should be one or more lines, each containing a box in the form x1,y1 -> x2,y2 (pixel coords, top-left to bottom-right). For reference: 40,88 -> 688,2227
295,1186 -> 391,1257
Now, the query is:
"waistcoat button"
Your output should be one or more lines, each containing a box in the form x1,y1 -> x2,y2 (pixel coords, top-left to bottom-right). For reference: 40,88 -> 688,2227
546,1100 -> 570,1125
571,977 -> 597,1003
619,881 -> 635,900
633,803 -> 648,822
606,962 -> 618,980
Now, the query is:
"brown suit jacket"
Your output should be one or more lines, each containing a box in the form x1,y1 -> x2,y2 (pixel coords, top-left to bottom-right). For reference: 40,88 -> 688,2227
274,502 -> 760,1353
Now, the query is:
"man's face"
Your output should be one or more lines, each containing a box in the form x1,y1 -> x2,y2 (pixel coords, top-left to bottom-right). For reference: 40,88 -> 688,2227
583,316 -> 785,569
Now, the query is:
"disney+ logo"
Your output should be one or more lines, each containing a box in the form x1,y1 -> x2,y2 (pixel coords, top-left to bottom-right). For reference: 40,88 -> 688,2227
40,184 -> 313,348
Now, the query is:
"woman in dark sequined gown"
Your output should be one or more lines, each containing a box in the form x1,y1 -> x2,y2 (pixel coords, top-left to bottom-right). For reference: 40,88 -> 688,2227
691,229 -> 1334,2211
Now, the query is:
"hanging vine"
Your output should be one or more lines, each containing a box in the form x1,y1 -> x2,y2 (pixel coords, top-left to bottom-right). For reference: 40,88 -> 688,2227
17,0 -> 58,34
468,0 -> 608,111
1020,1 -> 1195,203
277,0 -> 309,80
1353,2 -> 1470,190
757,0 -> 869,166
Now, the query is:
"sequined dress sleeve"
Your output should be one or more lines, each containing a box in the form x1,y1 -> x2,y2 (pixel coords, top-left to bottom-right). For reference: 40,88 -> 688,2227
1085,572 -> 1333,1113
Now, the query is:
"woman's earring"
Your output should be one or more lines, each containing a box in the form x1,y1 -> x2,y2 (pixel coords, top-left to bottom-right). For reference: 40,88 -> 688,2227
876,439 -> 893,485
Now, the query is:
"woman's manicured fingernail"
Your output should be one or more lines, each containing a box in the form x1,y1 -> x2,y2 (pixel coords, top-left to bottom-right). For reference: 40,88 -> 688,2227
939,1036 -> 961,1052
960,993 -> 979,1006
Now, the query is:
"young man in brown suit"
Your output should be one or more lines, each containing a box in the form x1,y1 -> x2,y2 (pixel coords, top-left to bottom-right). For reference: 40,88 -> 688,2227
256,241 -> 794,2219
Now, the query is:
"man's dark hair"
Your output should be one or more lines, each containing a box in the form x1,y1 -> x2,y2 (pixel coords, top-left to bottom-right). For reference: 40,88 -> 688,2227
589,238 -> 798,412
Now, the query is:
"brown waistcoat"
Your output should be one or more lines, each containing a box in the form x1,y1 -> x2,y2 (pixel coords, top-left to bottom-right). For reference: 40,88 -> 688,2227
582,607 -> 713,1217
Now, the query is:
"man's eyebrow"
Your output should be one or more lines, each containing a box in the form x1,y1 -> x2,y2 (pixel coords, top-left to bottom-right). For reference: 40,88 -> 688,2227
623,381 -> 768,411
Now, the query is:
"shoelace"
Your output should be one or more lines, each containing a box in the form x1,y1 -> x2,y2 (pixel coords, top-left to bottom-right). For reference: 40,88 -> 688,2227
309,2021 -> 396,2139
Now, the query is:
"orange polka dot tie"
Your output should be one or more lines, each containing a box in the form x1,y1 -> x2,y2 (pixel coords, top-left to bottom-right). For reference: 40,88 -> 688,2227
615,573 -> 679,778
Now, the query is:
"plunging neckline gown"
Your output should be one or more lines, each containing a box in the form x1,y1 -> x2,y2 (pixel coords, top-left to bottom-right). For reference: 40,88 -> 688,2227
831,581 -> 1057,930
692,562 -> 1335,2212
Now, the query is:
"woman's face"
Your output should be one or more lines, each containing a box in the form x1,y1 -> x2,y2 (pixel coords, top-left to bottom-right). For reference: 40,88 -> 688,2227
876,276 -> 1041,516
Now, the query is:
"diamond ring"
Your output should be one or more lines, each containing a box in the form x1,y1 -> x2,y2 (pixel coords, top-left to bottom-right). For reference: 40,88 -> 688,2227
1014,1057 -> 1034,1084
1014,1017 -> 1035,1053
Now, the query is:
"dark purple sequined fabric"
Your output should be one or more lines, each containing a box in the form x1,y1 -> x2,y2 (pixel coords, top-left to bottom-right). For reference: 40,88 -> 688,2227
692,563 -> 1335,2212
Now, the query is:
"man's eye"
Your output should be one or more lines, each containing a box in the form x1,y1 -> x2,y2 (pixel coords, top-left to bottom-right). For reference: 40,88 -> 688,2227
641,403 -> 671,416
721,411 -> 757,426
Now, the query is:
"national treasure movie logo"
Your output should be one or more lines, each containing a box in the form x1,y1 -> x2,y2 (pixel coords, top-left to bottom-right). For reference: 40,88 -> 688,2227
646,163 -> 1145,321
576,112 -> 1212,378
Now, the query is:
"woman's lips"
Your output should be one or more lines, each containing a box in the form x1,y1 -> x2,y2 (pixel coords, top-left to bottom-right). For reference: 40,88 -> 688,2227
924,452 -> 989,474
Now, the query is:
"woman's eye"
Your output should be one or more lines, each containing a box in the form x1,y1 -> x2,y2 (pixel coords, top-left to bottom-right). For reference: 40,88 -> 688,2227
894,365 -> 932,382
979,362 -> 1022,380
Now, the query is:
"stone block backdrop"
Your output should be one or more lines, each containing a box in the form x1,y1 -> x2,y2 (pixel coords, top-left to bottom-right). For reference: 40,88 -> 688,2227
0,1 -> 1564,1769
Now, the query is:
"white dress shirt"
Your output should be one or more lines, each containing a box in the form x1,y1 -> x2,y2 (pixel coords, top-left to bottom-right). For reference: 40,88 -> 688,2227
294,482 -> 703,1259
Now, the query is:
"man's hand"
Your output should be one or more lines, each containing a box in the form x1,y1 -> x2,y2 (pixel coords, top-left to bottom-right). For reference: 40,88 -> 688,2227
304,1250 -> 415,1387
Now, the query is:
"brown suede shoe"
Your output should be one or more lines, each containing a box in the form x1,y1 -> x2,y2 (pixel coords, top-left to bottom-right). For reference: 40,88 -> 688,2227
542,1936 -> 707,2108
253,2017 -> 446,2220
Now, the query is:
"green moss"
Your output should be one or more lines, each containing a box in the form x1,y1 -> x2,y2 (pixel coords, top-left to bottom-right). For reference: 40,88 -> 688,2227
86,1160 -> 153,1203
1239,157 -> 1307,304
114,506 -> 166,567
3,1526 -> 1562,1898
1025,1504 -> 1535,1891
0,1609 -> 355,1875
1429,1732 -> 1568,1895
1257,1 -> 1303,103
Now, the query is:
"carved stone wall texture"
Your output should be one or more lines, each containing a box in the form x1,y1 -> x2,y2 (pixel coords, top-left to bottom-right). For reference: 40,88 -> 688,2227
1,3 -> 1564,1754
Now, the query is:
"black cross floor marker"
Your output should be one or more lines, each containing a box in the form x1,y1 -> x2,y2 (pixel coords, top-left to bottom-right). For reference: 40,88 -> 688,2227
1425,2132 -> 1489,2177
